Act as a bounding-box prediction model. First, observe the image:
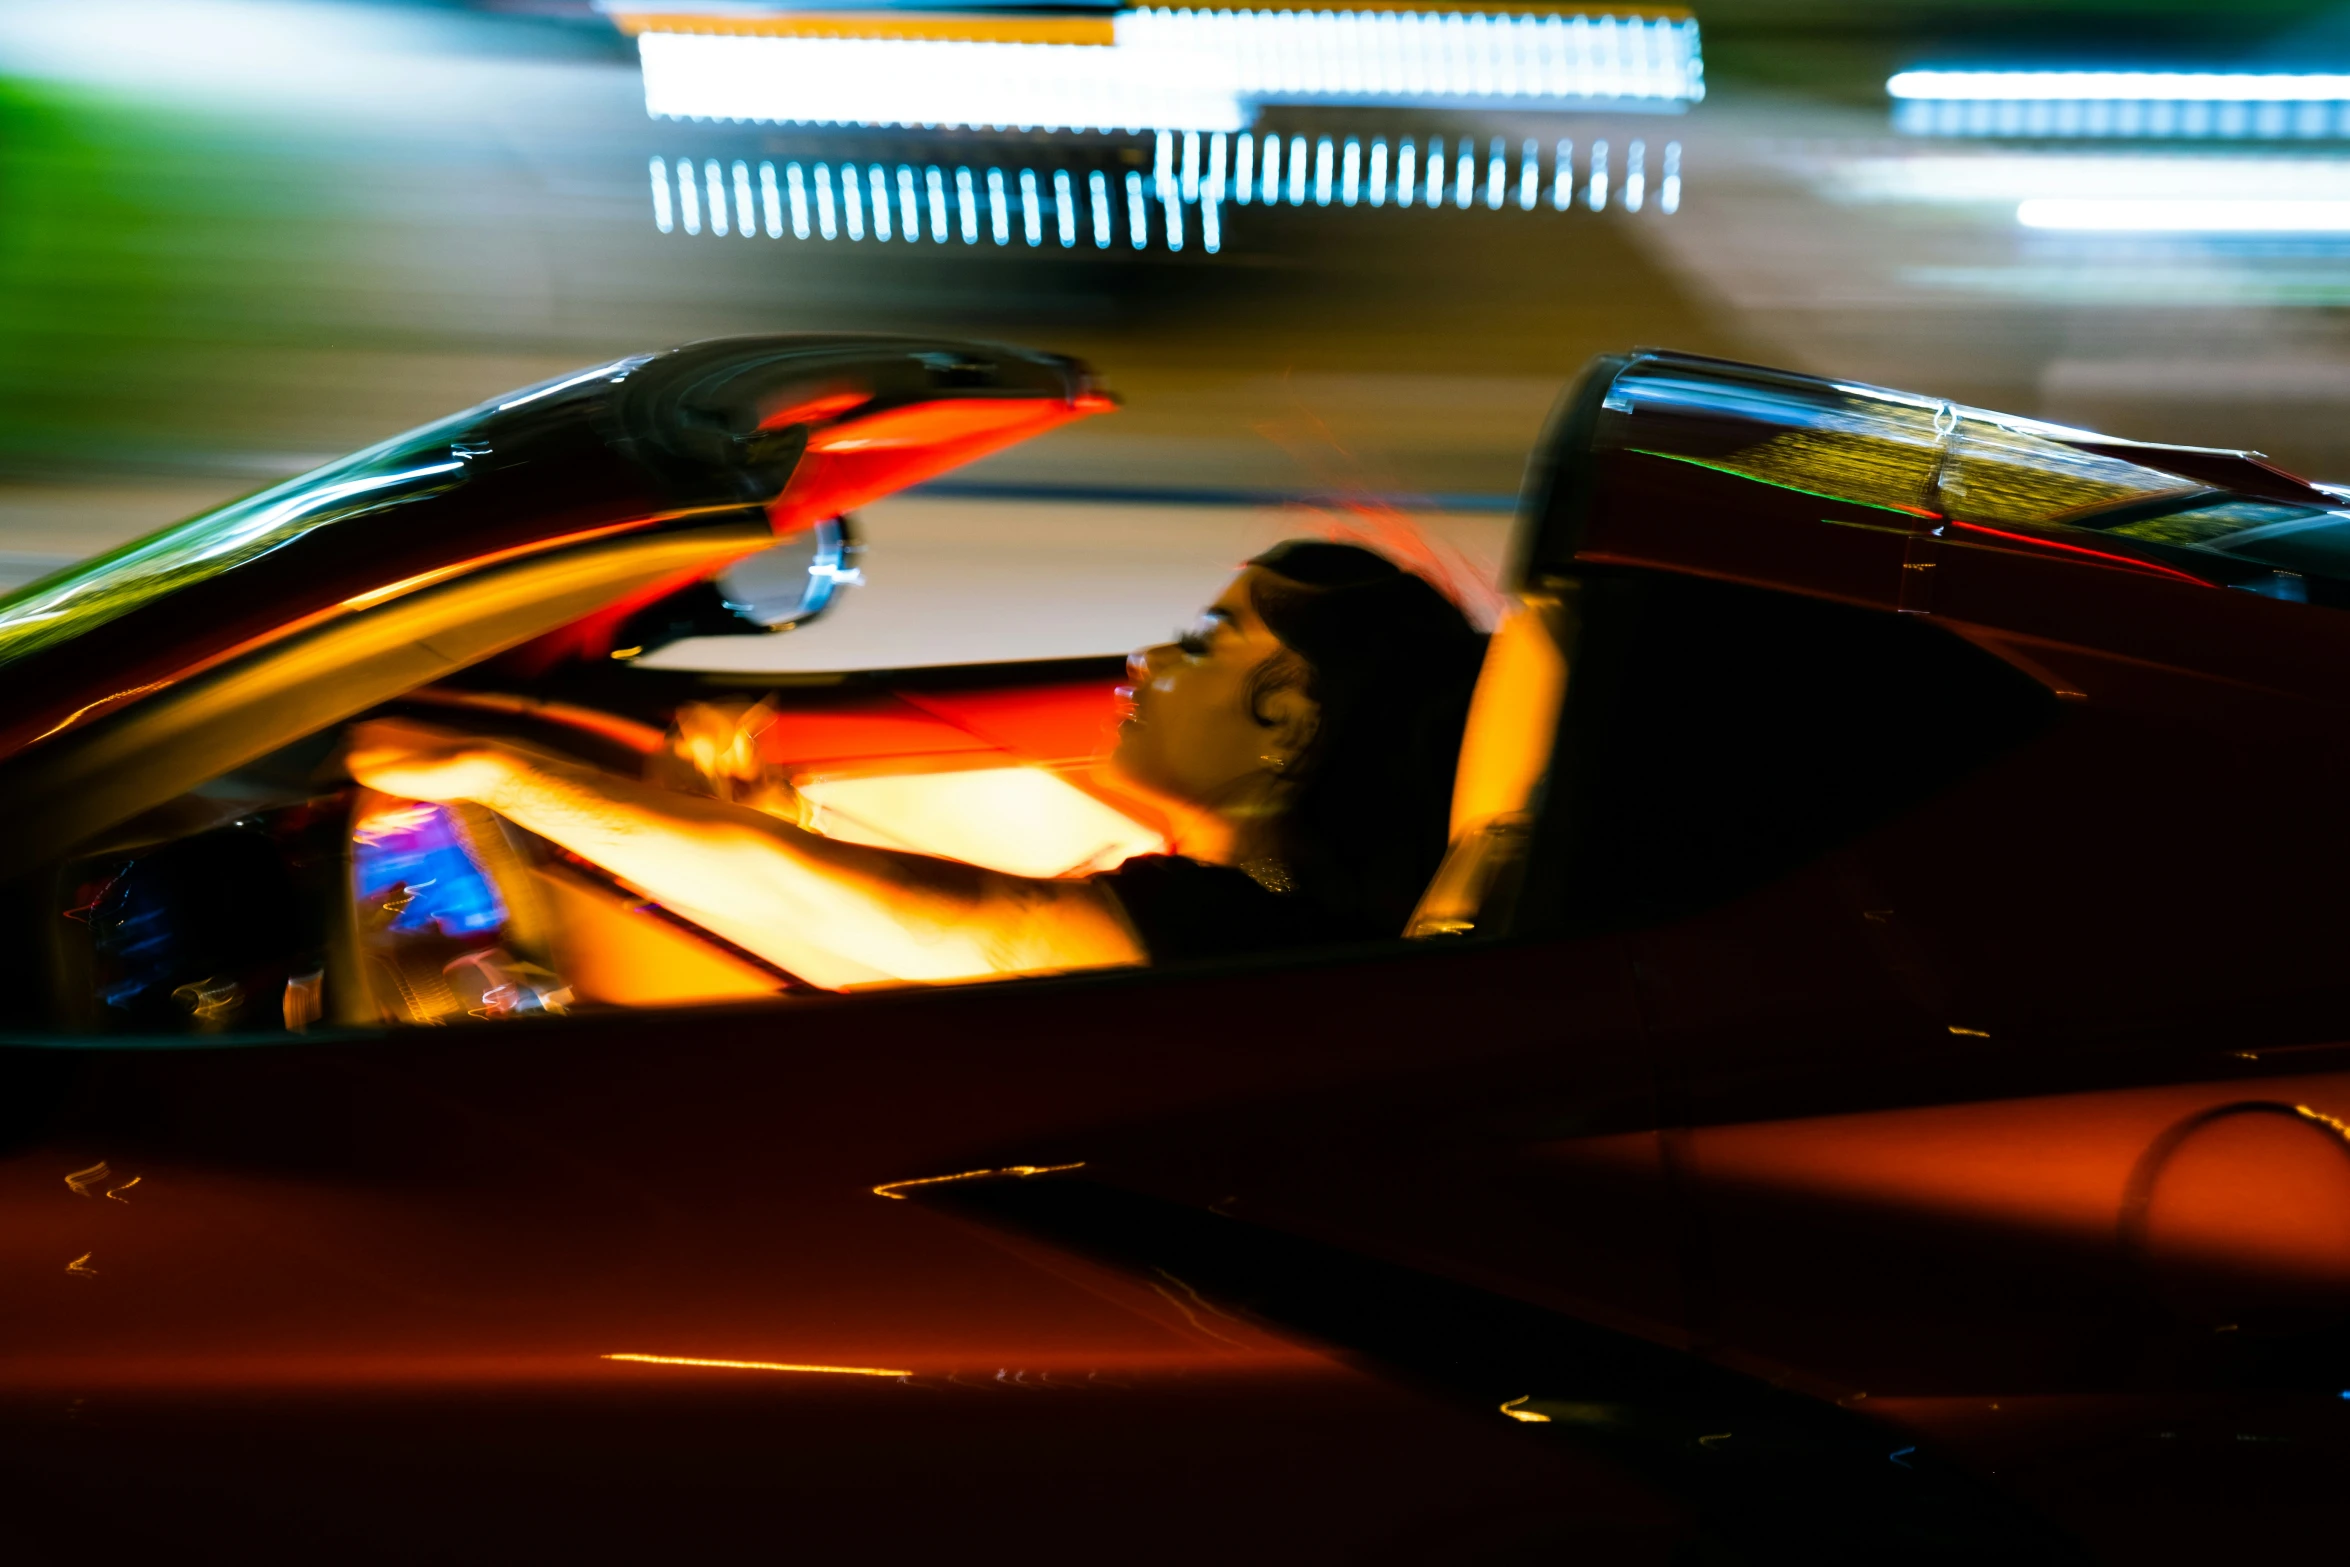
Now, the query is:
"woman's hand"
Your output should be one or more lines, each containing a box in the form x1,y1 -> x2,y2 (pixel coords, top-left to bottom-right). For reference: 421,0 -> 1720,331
656,697 -> 805,822
346,718 -> 517,806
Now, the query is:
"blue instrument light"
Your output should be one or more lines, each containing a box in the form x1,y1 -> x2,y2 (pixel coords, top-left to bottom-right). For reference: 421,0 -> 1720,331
353,805 -> 508,939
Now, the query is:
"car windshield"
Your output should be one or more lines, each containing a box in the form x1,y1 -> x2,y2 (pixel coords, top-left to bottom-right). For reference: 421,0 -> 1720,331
0,413 -> 477,671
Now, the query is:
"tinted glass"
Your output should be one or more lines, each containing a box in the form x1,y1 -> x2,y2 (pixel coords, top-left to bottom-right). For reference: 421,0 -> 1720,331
2098,496 -> 2350,591
1599,360 -> 2200,527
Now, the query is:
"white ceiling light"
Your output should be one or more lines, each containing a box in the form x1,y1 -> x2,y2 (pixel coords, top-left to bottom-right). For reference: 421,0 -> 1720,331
639,31 -> 1245,132
1891,71 -> 2350,102
1889,70 -> 2350,140
2017,197 -> 2350,231
636,9 -> 1703,132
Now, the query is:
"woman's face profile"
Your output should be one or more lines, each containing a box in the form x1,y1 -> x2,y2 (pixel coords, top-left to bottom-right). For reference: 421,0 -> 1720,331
1112,567 -> 1317,814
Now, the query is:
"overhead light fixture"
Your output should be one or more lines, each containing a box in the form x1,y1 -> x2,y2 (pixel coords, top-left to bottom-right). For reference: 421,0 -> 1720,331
628,7 -> 1702,132
1116,7 -> 1702,110
1890,69 -> 2350,139
647,134 -> 1681,248
638,31 -> 1246,132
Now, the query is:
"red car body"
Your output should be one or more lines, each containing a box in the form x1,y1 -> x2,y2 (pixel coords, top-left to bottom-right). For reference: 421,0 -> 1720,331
2,342 -> 2344,1564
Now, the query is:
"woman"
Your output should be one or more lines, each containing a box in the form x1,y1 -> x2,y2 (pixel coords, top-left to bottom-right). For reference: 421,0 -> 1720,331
349,540 -> 1485,988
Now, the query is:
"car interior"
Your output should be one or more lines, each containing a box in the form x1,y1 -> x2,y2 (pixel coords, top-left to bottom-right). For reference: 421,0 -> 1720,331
6,348 -> 2101,1040
18,510 -> 1580,1037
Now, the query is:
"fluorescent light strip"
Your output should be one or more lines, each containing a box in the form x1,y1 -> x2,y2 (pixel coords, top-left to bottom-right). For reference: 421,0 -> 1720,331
2018,197 -> 2350,231
1891,71 -> 2350,140
647,137 -> 1682,246
1892,71 -> 2350,102
639,12 -> 1700,133
648,156 -> 674,231
640,31 -> 1245,132
1116,9 -> 1704,106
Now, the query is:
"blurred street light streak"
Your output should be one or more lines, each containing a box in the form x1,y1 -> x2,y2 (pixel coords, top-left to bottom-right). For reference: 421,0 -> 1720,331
65,1161 -> 111,1197
648,156 -> 673,232
1891,71 -> 2350,140
1117,7 -> 1703,108
1821,152 -> 2350,205
1156,132 -> 1185,248
704,158 -> 728,235
639,31 -> 1244,132
1499,1394 -> 1552,1423
647,129 -> 1680,252
1894,70 -> 2350,101
872,1161 -> 1087,1200
634,11 -> 1701,132
602,1353 -> 912,1377
2019,197 -> 2350,231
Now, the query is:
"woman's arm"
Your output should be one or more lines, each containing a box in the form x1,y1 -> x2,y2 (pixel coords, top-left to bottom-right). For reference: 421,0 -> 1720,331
347,721 -> 1145,986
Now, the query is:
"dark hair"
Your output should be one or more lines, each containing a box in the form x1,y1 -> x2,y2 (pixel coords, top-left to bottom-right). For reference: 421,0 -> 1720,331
1245,539 -> 1486,936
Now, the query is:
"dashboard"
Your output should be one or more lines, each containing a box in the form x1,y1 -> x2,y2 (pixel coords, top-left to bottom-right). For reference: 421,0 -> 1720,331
62,671 -> 1147,1033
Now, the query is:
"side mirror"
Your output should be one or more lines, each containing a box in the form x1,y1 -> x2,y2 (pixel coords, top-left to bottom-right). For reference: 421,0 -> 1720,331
613,516 -> 863,656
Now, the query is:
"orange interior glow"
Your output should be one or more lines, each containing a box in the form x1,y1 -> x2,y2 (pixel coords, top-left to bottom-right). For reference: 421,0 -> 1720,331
756,389 -> 872,431
769,394 -> 1112,534
795,764 -> 1162,878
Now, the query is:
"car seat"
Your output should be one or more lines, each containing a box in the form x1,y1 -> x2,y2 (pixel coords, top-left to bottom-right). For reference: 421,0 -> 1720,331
1404,586 -> 1575,939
